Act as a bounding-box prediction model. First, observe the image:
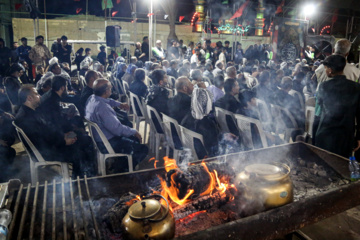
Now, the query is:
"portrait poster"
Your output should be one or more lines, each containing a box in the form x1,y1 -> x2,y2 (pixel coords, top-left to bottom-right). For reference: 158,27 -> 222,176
272,18 -> 306,62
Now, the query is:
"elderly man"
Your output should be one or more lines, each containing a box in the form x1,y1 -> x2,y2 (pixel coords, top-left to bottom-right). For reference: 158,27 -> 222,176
29,35 -> 51,67
85,79 -> 148,171
168,77 -> 194,123
152,40 -> 165,61
36,57 -> 71,91
213,60 -> 224,77
316,39 -> 360,89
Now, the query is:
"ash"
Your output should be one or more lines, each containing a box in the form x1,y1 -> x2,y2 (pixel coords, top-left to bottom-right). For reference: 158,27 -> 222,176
290,157 -> 349,201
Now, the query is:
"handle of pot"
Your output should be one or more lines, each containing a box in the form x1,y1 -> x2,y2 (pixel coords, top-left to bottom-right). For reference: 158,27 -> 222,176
146,194 -> 170,222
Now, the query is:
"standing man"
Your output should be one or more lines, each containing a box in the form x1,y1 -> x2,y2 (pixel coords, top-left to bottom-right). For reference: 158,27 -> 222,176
10,42 -> 19,63
17,37 -> 33,81
234,43 -> 244,65
97,45 -> 107,67
315,55 -> 360,158
29,35 -> 51,69
224,40 -> 232,62
59,35 -> 72,65
141,36 -> 149,62
51,38 -> 61,58
134,42 -> 145,60
152,40 -> 165,61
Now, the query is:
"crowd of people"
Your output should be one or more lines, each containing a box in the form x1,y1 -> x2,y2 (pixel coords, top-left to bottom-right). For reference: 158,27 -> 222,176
1,33 -> 360,182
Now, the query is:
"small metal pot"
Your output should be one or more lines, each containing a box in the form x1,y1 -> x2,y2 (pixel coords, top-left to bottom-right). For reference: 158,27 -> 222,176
121,195 -> 175,240
236,163 -> 294,208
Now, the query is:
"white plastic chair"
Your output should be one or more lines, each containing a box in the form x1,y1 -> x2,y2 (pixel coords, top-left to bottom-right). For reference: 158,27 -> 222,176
289,90 -> 305,111
306,97 -> 316,107
305,106 -> 315,138
255,98 -> 273,131
234,114 -> 268,149
162,114 -> 184,161
85,119 -> 133,176
180,126 -> 206,161
4,87 -> 17,114
214,107 -> 239,134
12,122 -> 71,184
129,92 -> 148,144
270,104 -> 299,142
146,105 -> 166,160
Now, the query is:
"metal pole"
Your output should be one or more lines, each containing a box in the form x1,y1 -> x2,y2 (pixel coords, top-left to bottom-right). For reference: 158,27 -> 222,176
149,0 -> 153,59
86,0 -> 88,21
44,0 -> 48,47
154,11 -> 156,44
36,0 -> 39,35
133,2 -> 137,42
33,19 -> 36,44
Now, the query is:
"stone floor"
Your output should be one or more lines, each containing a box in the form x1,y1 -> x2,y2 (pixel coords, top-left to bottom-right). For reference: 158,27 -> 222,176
6,120 -> 360,240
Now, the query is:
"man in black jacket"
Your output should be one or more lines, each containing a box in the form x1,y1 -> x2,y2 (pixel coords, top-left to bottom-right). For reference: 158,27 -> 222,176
215,78 -> 242,136
15,85 -> 94,177
168,77 -> 193,123
215,78 -> 242,114
316,55 -> 360,158
141,36 -> 150,62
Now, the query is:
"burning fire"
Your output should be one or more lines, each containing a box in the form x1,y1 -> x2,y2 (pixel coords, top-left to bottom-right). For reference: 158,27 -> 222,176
152,157 -> 237,206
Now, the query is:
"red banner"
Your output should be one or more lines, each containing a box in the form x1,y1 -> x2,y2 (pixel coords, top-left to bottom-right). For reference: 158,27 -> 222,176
230,0 -> 250,20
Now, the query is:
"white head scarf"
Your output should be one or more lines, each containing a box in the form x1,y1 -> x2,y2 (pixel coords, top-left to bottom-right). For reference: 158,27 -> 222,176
191,88 -> 213,120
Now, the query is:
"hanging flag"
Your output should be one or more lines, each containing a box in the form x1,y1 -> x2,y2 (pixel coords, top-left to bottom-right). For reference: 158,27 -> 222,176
179,16 -> 185,22
112,11 -> 118,17
116,0 -> 120,3
102,0 -> 113,10
76,8 -> 82,14
275,0 -> 285,14
230,0 -> 250,20
15,3 -> 22,10
164,15 -> 168,20
331,9 -> 338,24
147,13 -> 154,17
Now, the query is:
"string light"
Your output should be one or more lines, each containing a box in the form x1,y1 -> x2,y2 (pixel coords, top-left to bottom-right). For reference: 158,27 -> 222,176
191,12 -> 199,26
217,24 -> 249,34
320,25 -> 330,35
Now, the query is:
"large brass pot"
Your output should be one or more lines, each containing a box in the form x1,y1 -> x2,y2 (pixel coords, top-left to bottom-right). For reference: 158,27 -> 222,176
121,195 -> 175,240
236,163 -> 294,208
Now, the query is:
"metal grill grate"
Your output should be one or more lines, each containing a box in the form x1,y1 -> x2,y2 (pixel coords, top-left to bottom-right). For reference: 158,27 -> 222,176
6,176 -> 100,240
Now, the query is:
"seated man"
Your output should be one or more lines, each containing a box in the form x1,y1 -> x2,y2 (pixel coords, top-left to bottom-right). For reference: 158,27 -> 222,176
207,75 -> 225,103
215,78 -> 242,114
15,85 -> 93,177
85,79 -> 148,171
146,69 -> 169,116
168,77 -> 193,123
166,60 -> 178,79
215,78 -> 242,136
80,70 -> 99,116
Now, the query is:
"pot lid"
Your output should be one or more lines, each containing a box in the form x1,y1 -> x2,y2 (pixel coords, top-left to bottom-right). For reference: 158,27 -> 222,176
128,199 -> 161,220
245,164 -> 282,176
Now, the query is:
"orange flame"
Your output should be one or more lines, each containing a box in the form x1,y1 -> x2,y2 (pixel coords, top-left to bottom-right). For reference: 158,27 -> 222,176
158,157 -> 195,205
157,158 -> 237,207
149,157 -> 159,169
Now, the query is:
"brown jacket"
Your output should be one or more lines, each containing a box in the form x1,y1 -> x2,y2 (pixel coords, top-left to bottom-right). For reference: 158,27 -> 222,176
29,44 -> 51,66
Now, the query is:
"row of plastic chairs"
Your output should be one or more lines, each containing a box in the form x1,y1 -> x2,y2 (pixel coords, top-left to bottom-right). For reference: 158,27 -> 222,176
12,116 -> 135,184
